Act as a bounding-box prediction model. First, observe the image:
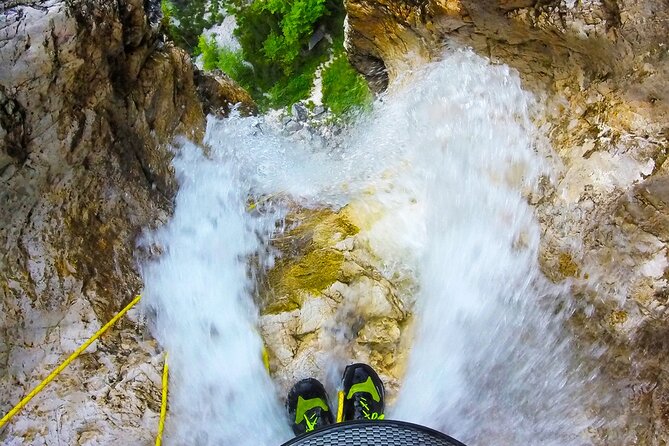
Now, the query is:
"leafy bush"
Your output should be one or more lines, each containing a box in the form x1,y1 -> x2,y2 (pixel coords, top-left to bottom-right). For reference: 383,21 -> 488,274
258,0 -> 327,69
161,0 -> 226,52
198,35 -> 252,87
226,0 -> 345,108
170,0 -> 370,111
322,50 -> 372,115
198,34 -> 321,109
267,57 -> 323,107
230,0 -> 340,74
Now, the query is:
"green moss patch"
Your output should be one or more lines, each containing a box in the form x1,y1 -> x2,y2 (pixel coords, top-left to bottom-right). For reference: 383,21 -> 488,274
321,50 -> 372,116
284,249 -> 344,293
262,207 -> 359,314
265,249 -> 343,313
558,252 -> 580,278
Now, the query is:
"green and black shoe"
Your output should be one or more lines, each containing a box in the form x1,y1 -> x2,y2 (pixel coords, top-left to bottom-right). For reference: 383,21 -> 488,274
341,363 -> 385,421
286,378 -> 334,435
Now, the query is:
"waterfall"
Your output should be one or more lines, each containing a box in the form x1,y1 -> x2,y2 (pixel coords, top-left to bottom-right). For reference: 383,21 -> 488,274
140,49 -> 594,445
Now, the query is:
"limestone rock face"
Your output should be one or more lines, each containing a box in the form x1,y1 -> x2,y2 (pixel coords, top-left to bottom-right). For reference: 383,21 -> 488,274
344,0 -> 469,91
0,1 -> 208,443
259,206 -> 411,402
194,69 -> 258,117
345,0 -> 668,442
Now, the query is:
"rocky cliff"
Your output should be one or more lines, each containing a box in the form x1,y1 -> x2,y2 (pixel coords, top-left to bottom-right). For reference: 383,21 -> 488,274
2,0 -> 667,443
0,0 -> 241,443
344,0 -> 668,442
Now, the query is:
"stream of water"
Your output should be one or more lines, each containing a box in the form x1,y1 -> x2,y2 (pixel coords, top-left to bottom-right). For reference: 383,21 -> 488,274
140,49 -> 595,445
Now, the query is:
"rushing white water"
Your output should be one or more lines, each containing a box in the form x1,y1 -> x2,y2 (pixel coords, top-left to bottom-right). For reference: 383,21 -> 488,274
385,58 -> 591,446
140,49 -> 594,445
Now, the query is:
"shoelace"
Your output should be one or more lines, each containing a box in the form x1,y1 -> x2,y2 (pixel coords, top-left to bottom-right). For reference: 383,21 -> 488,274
358,396 -> 385,420
304,412 -> 319,432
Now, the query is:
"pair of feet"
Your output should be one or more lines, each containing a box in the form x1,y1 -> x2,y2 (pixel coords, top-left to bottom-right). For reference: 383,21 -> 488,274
286,363 -> 385,435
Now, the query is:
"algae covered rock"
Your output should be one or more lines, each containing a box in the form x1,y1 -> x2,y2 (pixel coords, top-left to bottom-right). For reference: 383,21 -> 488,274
259,205 -> 412,400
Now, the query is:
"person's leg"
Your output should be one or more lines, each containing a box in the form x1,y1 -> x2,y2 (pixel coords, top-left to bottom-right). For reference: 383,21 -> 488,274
340,363 -> 385,421
286,378 -> 334,435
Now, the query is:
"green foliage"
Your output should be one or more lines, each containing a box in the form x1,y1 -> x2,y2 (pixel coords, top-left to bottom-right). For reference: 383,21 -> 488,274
198,35 -> 321,109
267,57 -> 322,108
217,48 -> 251,84
160,0 -> 174,23
256,0 -> 327,70
197,36 -> 254,90
198,35 -> 218,70
161,0 -> 226,52
322,51 -> 372,116
182,0 -> 370,111
225,0 -> 345,108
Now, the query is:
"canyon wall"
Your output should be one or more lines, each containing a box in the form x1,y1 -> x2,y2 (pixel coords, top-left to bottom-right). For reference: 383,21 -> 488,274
0,0 -> 234,442
344,0 -> 668,442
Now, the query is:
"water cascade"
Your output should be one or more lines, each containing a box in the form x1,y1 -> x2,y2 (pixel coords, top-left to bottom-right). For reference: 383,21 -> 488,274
140,50 -> 596,445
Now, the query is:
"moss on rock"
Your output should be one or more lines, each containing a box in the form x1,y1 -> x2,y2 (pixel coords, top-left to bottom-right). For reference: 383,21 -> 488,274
608,310 -> 628,326
283,249 -> 344,294
262,206 -> 359,314
558,252 -> 580,278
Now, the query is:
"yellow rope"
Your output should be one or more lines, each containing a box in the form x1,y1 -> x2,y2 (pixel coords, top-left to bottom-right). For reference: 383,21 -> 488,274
155,353 -> 169,446
336,390 -> 344,423
0,294 -> 142,429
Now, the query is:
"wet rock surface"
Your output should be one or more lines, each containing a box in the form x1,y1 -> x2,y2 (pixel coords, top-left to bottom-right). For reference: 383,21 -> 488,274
344,0 -> 669,442
0,0 -> 209,443
259,205 -> 412,402
194,68 -> 258,117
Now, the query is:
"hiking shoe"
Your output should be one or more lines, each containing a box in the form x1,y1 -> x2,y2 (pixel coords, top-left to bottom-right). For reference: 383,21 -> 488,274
341,363 -> 385,421
287,378 -> 334,435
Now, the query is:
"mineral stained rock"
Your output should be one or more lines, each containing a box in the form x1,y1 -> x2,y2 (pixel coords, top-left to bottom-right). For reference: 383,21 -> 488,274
344,0 -> 669,442
259,205 -> 411,401
194,68 -> 258,117
0,0 -> 212,443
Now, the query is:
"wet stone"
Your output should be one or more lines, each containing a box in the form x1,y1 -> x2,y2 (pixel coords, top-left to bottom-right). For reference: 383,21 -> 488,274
291,103 -> 309,122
